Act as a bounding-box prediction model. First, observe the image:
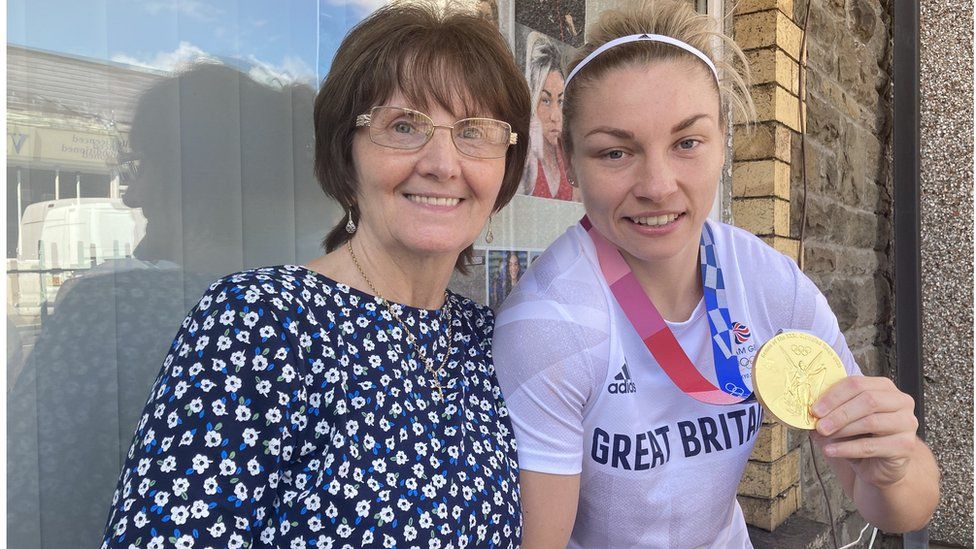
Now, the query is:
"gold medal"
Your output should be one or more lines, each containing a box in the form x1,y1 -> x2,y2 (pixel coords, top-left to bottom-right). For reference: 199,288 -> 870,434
752,331 -> 847,430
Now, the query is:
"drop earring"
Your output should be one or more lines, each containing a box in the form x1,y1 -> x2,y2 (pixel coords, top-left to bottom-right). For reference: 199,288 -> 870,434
485,215 -> 494,244
345,211 -> 357,234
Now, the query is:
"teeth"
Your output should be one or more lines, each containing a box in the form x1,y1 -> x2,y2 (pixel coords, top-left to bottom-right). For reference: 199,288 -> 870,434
407,195 -> 460,207
632,214 -> 679,227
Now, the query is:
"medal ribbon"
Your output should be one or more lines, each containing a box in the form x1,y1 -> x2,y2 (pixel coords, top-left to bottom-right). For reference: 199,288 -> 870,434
581,216 -> 751,405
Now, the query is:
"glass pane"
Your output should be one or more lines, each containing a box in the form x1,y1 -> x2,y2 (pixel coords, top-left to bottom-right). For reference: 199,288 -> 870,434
7,1 -> 717,546
6,1 -> 376,546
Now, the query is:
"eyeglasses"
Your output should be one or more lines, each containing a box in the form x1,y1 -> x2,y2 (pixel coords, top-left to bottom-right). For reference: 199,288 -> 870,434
355,106 -> 517,159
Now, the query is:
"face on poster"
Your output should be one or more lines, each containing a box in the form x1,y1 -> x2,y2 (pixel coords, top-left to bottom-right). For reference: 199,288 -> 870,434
516,25 -> 579,203
487,249 -> 530,310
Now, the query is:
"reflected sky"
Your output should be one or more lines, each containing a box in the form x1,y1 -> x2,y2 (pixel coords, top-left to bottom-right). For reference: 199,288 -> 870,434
7,0 -> 383,84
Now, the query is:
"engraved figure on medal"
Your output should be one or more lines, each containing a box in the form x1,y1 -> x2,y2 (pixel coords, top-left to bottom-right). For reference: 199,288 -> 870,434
752,332 -> 847,430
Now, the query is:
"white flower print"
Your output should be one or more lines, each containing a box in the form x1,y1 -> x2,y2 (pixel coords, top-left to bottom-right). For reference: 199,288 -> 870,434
308,516 -> 322,532
188,398 -> 204,414
169,504 -> 189,525
191,454 -> 212,474
112,517 -> 126,537
219,457 -> 236,476
133,510 -> 149,528
204,430 -> 222,448
242,428 -> 259,446
172,477 -> 190,497
159,456 -> 177,474
235,403 -> 252,422
190,499 -> 210,519
211,399 -> 227,416
100,268 -> 520,549
234,482 -> 248,502
355,500 -> 370,517
207,521 -> 226,537
228,532 -> 246,549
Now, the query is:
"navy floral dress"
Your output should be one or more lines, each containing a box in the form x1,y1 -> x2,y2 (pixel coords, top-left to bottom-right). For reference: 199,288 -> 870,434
101,265 -> 521,549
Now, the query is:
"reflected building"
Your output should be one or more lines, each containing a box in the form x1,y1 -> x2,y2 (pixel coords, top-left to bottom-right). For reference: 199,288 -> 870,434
6,45 -> 329,549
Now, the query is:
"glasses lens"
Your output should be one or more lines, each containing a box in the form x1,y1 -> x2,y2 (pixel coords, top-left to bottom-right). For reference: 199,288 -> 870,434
368,107 -> 432,149
453,118 -> 512,158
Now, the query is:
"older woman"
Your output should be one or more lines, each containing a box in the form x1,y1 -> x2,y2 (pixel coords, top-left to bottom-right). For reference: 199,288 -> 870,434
521,31 -> 573,201
494,1 -> 939,547
101,3 -> 530,548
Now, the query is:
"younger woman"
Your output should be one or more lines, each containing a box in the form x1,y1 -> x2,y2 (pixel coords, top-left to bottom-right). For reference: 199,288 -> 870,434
494,1 -> 939,547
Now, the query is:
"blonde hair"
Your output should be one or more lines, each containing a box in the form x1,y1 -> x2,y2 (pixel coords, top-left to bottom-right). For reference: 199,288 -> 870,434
561,0 -> 755,152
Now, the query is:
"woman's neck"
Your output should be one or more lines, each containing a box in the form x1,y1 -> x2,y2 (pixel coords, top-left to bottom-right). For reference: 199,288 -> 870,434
622,244 -> 703,323
305,234 -> 455,310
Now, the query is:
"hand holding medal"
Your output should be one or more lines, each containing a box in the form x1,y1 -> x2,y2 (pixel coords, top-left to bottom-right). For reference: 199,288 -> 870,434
752,331 -> 920,484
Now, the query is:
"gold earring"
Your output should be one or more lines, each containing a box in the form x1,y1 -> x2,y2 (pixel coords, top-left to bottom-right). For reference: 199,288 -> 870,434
485,215 -> 494,244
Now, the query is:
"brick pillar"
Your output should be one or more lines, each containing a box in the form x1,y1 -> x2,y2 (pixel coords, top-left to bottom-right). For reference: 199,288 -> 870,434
730,0 -> 804,531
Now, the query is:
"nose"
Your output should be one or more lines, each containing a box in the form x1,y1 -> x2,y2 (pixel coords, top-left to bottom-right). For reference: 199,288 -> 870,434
416,126 -> 462,181
632,151 -> 678,202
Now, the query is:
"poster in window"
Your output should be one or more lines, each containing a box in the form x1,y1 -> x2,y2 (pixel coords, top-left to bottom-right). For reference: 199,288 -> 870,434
486,249 -> 530,310
515,25 -> 579,202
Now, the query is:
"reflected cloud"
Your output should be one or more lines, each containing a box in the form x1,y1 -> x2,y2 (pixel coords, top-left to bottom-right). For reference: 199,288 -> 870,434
247,54 -> 317,87
110,41 -> 219,73
111,42 -> 316,86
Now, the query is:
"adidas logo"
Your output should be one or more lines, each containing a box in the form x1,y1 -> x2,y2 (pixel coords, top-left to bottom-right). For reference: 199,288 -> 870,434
607,363 -> 637,394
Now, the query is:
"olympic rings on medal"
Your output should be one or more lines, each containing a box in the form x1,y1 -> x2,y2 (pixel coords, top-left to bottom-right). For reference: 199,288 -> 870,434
790,344 -> 811,356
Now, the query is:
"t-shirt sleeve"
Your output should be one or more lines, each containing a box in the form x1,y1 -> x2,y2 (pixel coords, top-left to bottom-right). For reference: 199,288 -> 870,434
493,290 -> 607,475
792,267 -> 863,377
101,279 -> 306,549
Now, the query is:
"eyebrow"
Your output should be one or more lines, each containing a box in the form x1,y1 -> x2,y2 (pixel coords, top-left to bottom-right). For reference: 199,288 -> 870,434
583,113 -> 712,141
584,127 -> 634,140
672,114 -> 711,133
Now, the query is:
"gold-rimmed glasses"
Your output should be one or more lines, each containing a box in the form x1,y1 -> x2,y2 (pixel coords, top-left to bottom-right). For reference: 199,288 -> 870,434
355,106 -> 517,159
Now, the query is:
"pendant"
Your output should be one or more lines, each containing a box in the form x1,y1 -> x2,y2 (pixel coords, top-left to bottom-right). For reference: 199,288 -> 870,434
751,332 -> 848,430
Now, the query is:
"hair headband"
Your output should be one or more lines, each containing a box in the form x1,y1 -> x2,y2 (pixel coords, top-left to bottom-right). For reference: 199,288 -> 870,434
564,33 -> 719,87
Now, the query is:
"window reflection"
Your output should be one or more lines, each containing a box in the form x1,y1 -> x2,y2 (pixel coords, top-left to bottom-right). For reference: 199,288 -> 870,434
7,44 -> 331,548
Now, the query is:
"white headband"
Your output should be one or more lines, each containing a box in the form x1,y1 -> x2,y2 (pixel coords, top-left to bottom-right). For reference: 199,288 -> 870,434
564,33 -> 719,87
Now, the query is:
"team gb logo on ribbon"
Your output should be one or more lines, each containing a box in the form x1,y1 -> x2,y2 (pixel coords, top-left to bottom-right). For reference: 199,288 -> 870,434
731,322 -> 751,344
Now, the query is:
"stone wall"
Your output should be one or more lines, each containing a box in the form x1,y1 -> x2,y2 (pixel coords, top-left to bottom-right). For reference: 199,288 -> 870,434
790,0 -> 893,541
731,0 -> 898,540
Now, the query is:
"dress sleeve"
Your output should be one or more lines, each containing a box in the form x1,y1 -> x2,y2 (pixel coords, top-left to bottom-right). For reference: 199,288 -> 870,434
493,290 -> 607,475
101,279 -> 305,549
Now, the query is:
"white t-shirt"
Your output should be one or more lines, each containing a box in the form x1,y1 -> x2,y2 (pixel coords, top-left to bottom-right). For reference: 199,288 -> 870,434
494,220 -> 861,548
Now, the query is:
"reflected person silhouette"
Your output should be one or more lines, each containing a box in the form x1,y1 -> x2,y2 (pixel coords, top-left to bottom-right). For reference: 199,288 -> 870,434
7,63 -> 322,549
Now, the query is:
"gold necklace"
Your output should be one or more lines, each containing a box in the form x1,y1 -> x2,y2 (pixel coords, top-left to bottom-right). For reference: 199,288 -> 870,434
346,240 -> 453,398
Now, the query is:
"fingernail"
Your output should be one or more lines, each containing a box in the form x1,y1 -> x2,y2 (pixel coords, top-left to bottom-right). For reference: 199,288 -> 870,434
811,403 -> 826,417
824,445 -> 837,457
818,419 -> 832,434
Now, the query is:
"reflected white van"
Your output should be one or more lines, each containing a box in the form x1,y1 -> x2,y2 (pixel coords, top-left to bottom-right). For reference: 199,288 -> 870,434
19,198 -> 146,268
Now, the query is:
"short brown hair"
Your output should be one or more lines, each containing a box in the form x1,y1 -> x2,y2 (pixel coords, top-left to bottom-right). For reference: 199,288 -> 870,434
313,1 -> 530,271
562,0 -> 755,154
